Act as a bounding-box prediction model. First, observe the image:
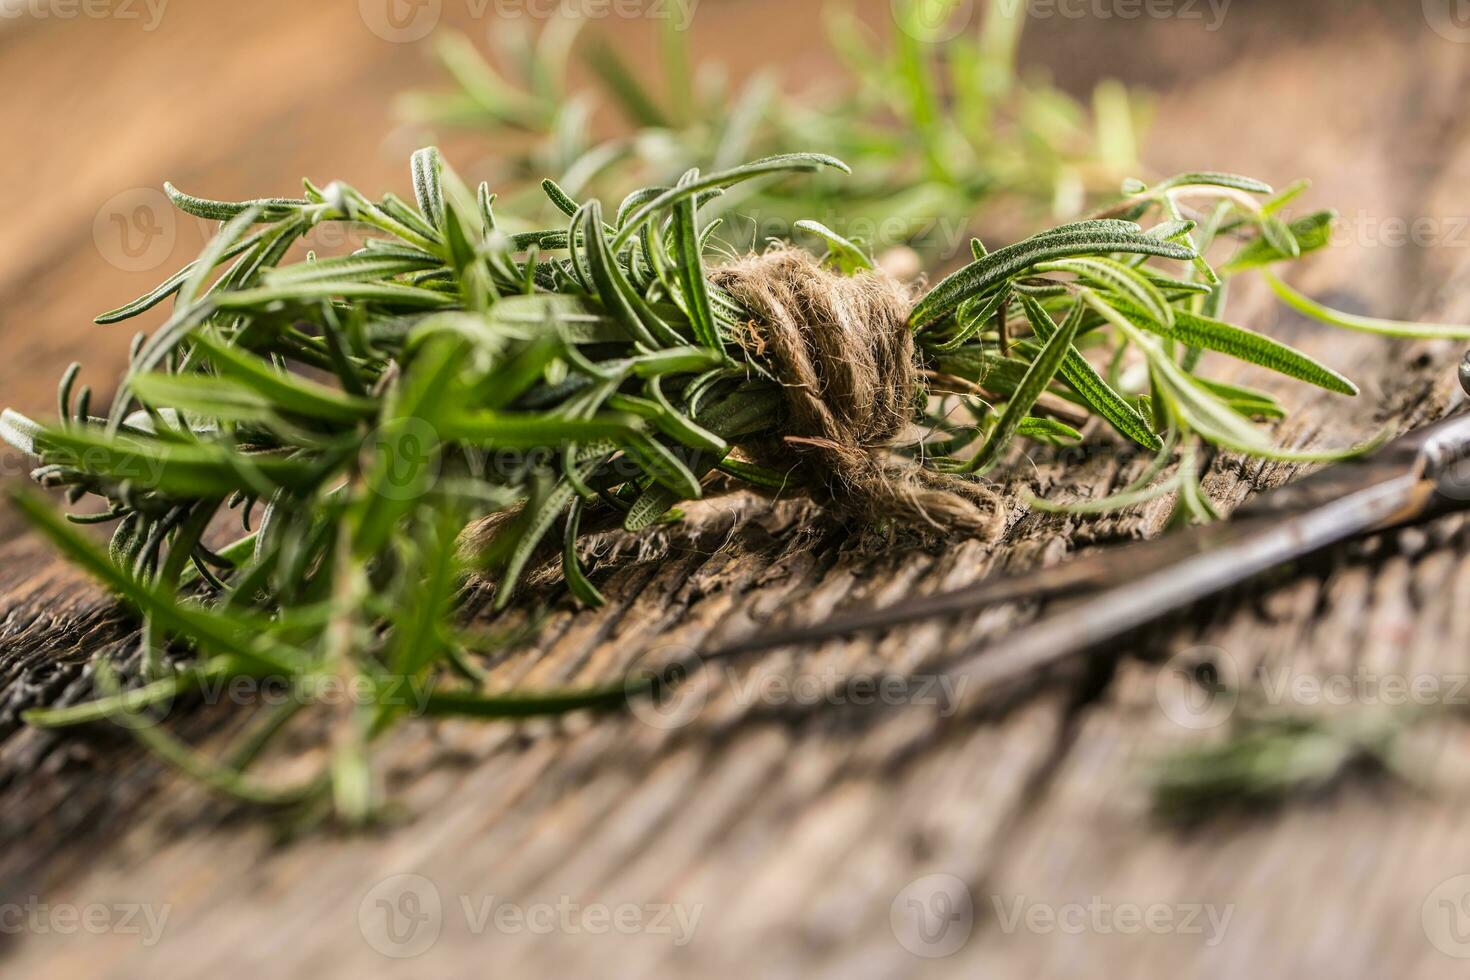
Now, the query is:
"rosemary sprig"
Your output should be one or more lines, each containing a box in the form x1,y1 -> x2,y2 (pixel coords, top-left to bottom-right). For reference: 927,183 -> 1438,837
2,146 -> 1460,821
399,2 -> 1144,245
1149,698 -> 1470,825
1150,709 -> 1410,824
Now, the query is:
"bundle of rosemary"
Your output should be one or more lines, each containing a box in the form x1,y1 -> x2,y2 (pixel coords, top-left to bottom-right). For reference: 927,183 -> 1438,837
2,146 -> 1464,821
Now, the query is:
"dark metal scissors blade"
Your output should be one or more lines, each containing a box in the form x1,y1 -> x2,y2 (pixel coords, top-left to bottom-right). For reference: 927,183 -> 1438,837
709,411 -> 1470,668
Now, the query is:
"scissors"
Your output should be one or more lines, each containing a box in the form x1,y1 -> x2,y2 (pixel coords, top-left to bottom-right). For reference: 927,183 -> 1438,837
700,352 -> 1470,695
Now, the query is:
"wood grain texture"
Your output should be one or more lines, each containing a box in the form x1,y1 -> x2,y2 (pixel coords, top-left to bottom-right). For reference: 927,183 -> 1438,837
2,2 -> 1470,977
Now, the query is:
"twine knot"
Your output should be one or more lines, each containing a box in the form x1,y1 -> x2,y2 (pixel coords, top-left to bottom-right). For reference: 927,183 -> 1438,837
712,247 -> 1003,538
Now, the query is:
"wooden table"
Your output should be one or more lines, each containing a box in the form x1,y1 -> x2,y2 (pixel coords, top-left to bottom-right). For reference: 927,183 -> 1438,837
2,1 -> 1470,976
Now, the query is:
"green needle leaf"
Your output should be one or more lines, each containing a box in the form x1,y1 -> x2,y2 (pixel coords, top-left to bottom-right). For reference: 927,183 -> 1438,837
1019,294 -> 1161,449
611,153 -> 851,252
969,298 -> 1083,472
669,171 -> 722,350
1110,299 -> 1359,396
910,225 -> 1196,330
794,219 -> 874,272
1265,272 -> 1470,341
163,183 -> 306,221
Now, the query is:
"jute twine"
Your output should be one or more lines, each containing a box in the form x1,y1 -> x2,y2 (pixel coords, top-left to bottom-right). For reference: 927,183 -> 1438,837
712,246 -> 1003,538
